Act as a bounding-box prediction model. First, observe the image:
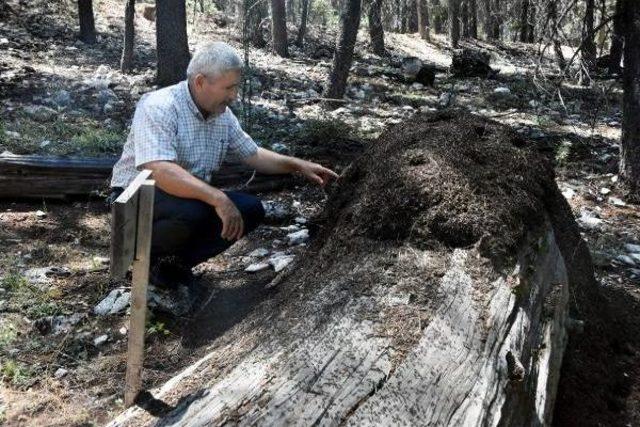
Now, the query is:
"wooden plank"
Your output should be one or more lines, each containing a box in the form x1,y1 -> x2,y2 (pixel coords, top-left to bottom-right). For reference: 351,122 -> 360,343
124,179 -> 155,407
109,170 -> 152,280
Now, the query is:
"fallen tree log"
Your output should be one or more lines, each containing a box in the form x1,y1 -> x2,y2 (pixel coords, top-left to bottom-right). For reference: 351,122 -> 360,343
0,153 -> 294,199
108,111 -> 595,426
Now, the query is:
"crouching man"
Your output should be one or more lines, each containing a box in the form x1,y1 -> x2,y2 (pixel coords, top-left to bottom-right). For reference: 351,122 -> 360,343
110,42 -> 337,288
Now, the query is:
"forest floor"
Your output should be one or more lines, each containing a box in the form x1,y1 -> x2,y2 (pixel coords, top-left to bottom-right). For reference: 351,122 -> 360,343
1,0 -> 639,426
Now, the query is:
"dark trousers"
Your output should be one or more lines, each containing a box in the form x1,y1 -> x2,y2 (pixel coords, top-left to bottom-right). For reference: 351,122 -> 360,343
110,188 -> 265,268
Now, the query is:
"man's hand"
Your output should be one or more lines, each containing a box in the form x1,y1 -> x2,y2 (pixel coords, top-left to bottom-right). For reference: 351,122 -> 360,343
213,194 -> 244,241
295,160 -> 339,187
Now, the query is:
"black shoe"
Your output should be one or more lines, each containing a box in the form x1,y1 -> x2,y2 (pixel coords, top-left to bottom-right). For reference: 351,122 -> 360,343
149,257 -> 194,289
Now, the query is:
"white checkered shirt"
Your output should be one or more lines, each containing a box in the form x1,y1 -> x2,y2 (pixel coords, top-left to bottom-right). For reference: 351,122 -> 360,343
111,80 -> 258,188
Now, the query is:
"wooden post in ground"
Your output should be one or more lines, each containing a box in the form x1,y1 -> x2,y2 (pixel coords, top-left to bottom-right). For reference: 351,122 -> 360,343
123,179 -> 155,407
109,169 -> 155,407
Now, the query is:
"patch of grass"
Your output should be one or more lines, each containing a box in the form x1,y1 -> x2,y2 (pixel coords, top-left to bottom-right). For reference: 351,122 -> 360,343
0,322 -> 18,351
146,320 -> 170,337
0,115 -> 125,156
1,359 -> 35,388
555,140 -> 573,165
2,273 -> 62,319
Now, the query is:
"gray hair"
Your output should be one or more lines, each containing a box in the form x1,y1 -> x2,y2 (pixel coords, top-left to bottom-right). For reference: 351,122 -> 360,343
186,42 -> 243,80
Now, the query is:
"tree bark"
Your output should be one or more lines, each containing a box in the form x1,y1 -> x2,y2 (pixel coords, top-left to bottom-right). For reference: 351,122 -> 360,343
519,0 -> 529,42
408,0 -> 419,32
581,0 -> 597,85
78,0 -> 97,44
120,0 -> 136,73
547,0 -> 566,71
490,0 -> 500,40
469,0 -> 477,38
609,0 -> 623,74
295,0 -> 311,46
271,0 -> 289,56
461,0 -> 469,38
621,0 -> 640,195
417,0 -> 430,40
324,0 -> 362,99
156,0 -> 190,87
433,0 -> 445,33
448,0 -> 460,47
368,0 -> 386,55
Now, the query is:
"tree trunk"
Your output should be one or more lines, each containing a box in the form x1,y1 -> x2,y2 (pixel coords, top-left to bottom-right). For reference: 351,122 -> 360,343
490,0 -> 500,40
271,0 -> 289,56
526,2 -> 535,42
295,0 -> 311,46
77,0 -> 97,44
483,0 -> 491,39
461,0 -> 469,38
547,0 -> 566,71
581,0 -> 596,85
417,0 -> 430,40
287,0 -> 296,24
621,0 -> 640,195
433,0 -> 444,33
368,0 -> 386,55
120,0 -> 136,73
156,0 -> 191,87
408,0 -> 419,32
609,0 -> 623,74
519,0 -> 529,42
324,0 -> 362,99
448,0 -> 460,47
469,0 -> 477,38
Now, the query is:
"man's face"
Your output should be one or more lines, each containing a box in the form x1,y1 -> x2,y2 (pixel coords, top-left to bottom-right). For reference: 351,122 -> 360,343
194,70 -> 241,115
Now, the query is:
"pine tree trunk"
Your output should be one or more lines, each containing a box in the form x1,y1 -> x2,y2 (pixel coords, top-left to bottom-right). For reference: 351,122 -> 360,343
78,0 -> 97,44
121,0 -> 136,73
433,0 -> 444,33
621,0 -> 640,195
469,0 -> 477,38
461,0 -> 469,38
271,0 -> 289,56
295,0 -> 311,46
581,0 -> 596,85
287,0 -> 296,24
156,0 -> 190,87
490,0 -> 500,39
609,0 -> 623,74
324,0 -> 362,99
547,0 -> 566,71
368,0 -> 385,55
448,0 -> 460,47
483,0 -> 491,39
526,2 -> 535,42
519,0 -> 529,42
408,0 -> 419,32
417,0 -> 430,40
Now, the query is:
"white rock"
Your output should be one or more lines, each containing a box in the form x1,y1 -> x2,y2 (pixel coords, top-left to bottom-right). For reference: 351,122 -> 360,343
4,130 -> 20,138
119,326 -> 128,336
577,210 -> 603,230
410,83 -> 424,90
271,142 -> 289,153
248,248 -> 270,257
93,334 -> 109,346
39,140 -> 51,148
493,87 -> 511,95
54,368 -> 68,378
609,197 -> 626,207
561,188 -> 576,200
294,216 -> 307,224
92,256 -> 110,266
611,175 -> 619,183
528,100 -> 539,108
616,255 -> 636,266
23,266 -> 71,288
269,255 -> 295,272
607,121 -> 620,127
245,262 -> 270,273
94,288 -> 131,316
600,187 -> 611,195
35,210 -> 47,218
280,224 -> 300,232
262,201 -> 289,220
287,229 -> 309,245
624,243 -> 640,254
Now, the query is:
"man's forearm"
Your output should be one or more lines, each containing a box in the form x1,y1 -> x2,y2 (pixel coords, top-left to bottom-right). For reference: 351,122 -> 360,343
142,161 -> 226,206
243,147 -> 301,175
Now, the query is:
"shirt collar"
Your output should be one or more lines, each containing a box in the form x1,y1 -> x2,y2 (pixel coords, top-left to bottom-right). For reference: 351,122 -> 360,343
180,80 -> 208,122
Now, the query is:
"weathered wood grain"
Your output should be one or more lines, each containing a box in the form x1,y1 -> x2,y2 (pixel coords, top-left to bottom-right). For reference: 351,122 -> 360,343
107,222 -> 571,427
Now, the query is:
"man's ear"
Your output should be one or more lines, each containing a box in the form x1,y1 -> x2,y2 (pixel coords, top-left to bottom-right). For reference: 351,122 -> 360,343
193,74 -> 206,90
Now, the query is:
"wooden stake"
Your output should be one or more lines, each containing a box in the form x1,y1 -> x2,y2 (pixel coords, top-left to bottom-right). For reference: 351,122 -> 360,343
124,180 -> 155,407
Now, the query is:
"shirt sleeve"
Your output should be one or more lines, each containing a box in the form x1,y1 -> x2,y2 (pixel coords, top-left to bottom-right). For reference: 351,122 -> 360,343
132,100 -> 178,169
226,109 -> 259,159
